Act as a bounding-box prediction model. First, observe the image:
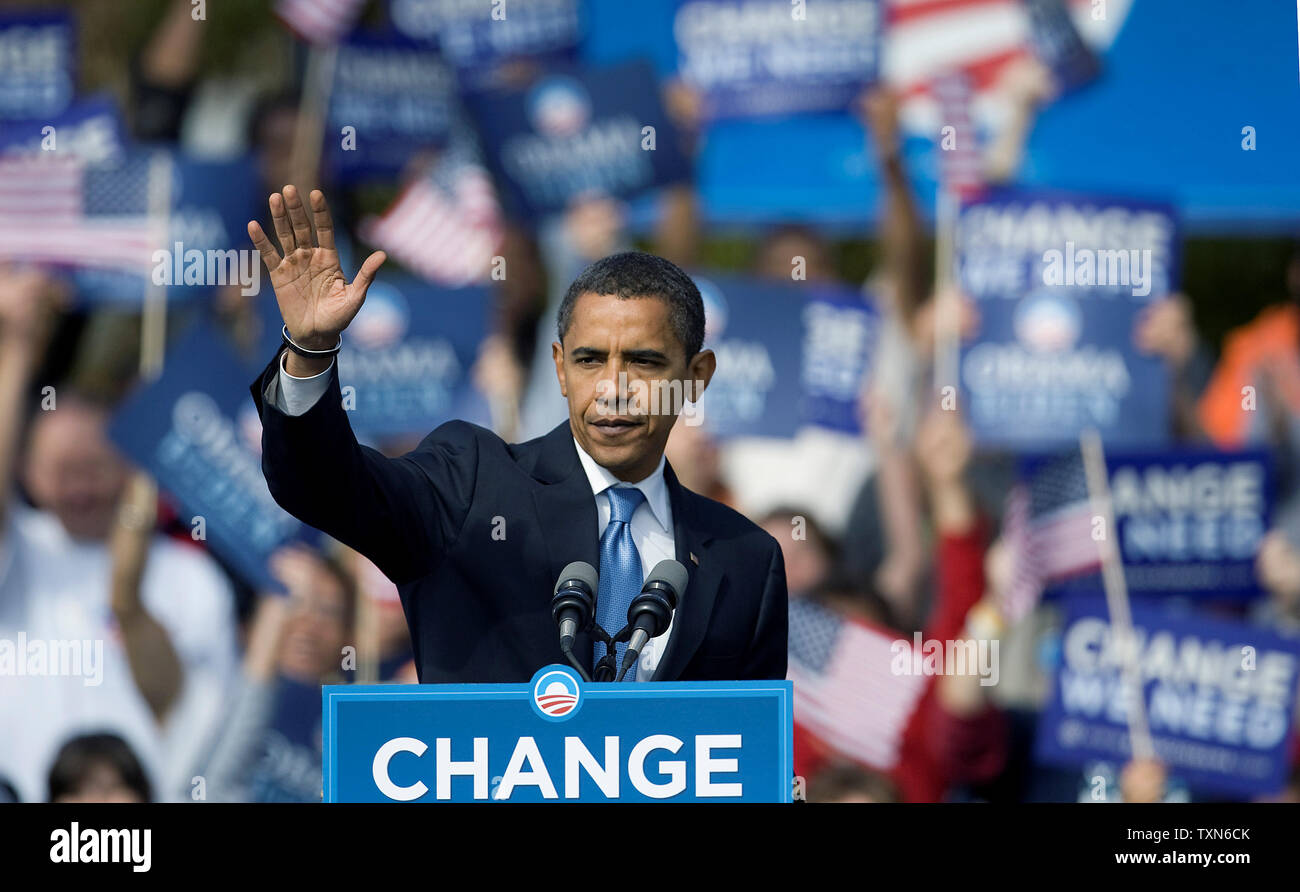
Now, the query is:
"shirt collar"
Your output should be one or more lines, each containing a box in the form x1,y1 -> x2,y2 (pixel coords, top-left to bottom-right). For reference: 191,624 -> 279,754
572,438 -> 671,532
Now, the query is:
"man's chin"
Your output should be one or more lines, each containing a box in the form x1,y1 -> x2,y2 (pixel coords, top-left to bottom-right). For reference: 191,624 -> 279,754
582,431 -> 645,470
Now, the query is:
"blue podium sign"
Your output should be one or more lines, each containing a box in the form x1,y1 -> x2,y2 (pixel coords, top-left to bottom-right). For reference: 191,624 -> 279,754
323,665 -> 793,802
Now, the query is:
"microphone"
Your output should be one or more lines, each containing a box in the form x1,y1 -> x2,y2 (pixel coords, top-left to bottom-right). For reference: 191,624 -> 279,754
551,562 -> 599,682
617,559 -> 688,681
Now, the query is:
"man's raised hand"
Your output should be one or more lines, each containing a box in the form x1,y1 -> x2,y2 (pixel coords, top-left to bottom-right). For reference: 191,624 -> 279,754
247,185 -> 386,352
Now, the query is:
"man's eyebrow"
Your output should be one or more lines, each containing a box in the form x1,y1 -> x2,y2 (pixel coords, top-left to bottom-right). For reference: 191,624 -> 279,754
621,348 -> 669,362
569,347 -> 670,362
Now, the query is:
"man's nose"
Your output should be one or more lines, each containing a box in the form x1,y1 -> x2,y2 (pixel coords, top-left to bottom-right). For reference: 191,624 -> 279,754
596,359 -> 628,405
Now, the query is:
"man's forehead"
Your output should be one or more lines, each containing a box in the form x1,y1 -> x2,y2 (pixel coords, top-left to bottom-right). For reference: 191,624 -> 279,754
568,292 -> 672,337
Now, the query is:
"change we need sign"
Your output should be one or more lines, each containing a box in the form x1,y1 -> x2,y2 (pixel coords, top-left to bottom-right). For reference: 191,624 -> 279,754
464,59 -> 691,220
388,0 -> 580,89
956,188 -> 1179,450
109,325 -> 308,591
1034,448 -> 1273,602
671,0 -> 883,120
1036,595 -> 1300,798
1107,449 -> 1270,600
325,33 -> 455,182
323,665 -> 793,802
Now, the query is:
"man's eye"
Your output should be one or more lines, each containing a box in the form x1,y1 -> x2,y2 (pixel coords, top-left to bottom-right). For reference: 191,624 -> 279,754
576,357 -> 599,366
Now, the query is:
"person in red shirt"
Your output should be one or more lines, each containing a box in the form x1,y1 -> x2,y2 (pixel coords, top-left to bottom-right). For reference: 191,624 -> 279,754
795,409 -> 1008,802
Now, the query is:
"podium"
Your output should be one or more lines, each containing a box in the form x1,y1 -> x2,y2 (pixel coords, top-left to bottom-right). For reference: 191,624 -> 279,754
322,664 -> 793,802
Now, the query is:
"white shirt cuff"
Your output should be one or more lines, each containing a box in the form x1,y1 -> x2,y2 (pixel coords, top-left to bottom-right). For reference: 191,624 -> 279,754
266,353 -> 334,417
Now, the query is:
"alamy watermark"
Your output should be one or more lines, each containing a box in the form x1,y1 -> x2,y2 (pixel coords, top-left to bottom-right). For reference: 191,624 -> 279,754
1042,241 -> 1153,297
152,242 -> 261,295
594,373 -> 706,426
0,634 -> 103,686
890,634 -> 999,687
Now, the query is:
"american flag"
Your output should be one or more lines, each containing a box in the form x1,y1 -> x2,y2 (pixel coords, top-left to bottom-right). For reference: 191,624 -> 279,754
360,158 -> 503,287
1002,450 -> 1101,622
932,69 -> 984,200
0,154 -> 162,275
885,0 -> 1116,124
788,599 -> 928,772
276,0 -> 368,45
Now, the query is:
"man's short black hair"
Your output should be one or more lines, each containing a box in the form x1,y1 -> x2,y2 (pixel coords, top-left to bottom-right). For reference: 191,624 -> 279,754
556,251 -> 706,359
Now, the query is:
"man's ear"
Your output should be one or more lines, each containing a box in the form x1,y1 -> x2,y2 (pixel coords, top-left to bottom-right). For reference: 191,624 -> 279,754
552,341 -> 567,397
686,349 -> 716,403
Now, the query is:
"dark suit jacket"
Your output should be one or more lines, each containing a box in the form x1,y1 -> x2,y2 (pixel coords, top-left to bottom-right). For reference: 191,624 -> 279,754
250,349 -> 788,683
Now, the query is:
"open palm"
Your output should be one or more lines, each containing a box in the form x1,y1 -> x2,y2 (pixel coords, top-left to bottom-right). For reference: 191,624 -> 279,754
247,185 -> 386,349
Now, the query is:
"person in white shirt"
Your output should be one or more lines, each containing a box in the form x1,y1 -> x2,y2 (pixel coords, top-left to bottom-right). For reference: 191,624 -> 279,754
0,267 -> 237,802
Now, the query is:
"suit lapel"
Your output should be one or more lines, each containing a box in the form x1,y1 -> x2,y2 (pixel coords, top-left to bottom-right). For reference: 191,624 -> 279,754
529,423 -> 599,676
653,462 -> 720,680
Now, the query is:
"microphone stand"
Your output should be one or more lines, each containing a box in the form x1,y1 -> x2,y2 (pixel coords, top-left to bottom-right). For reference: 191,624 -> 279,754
591,623 -> 632,682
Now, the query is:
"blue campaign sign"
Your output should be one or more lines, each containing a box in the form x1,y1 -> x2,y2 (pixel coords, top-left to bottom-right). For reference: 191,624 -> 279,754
387,0 -> 581,89
689,274 -> 877,438
1032,448 -> 1273,603
955,188 -> 1179,450
332,271 -> 494,439
671,0 -> 882,120
71,151 -> 264,305
108,325 -> 309,591
323,665 -> 793,802
1108,449 -> 1271,600
463,58 -> 691,220
0,95 -> 126,165
800,283 -> 879,434
691,273 -> 802,439
1035,596 -> 1300,798
0,11 -> 75,120
325,34 -> 455,182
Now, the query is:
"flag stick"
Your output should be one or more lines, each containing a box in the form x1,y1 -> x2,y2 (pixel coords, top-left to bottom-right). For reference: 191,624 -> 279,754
139,151 -> 174,380
933,187 -> 959,399
289,45 -> 337,191
1079,427 -> 1156,761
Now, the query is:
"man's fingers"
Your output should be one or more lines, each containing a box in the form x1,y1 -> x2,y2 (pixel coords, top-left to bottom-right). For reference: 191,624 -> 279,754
269,192 -> 296,255
283,185 -> 315,250
310,190 -> 335,251
352,251 -> 387,297
247,221 -> 282,270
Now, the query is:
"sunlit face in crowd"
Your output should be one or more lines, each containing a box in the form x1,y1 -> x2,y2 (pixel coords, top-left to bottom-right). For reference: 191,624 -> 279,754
22,401 -> 129,542
51,761 -> 144,804
757,230 -> 834,282
664,420 -> 721,495
1257,529 -> 1300,612
278,563 -> 352,683
554,292 -> 715,483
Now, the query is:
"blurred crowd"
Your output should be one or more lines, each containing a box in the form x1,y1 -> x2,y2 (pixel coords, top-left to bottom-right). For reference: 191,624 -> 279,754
1,0 -> 1299,805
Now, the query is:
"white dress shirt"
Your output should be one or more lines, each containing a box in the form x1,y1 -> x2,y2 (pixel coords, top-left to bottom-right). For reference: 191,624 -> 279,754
268,355 -> 678,679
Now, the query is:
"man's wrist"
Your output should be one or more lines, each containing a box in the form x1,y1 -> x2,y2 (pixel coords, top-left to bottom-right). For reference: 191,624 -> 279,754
282,350 -> 333,379
290,332 -> 339,352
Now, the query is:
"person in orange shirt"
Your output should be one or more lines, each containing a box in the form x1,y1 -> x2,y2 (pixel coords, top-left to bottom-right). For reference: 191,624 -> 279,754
1199,296 -> 1300,450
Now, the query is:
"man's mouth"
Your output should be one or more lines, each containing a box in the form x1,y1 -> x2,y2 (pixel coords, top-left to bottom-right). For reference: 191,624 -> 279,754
589,417 -> 642,438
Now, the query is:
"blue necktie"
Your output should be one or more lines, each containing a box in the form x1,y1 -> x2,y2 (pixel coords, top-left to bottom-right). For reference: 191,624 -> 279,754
595,486 -> 645,681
